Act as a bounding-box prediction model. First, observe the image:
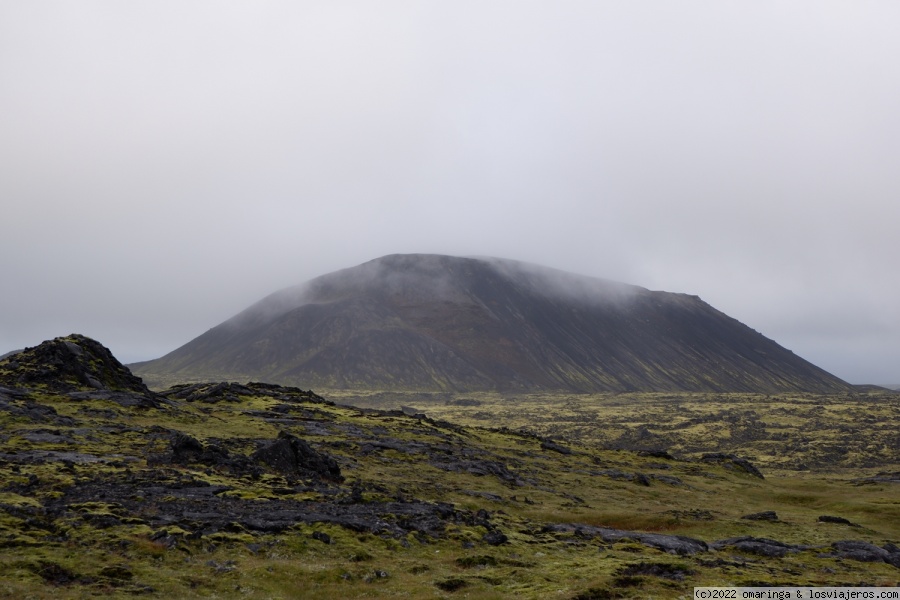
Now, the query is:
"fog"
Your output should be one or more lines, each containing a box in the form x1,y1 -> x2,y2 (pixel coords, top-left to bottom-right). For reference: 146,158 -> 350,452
2,2 -> 898,384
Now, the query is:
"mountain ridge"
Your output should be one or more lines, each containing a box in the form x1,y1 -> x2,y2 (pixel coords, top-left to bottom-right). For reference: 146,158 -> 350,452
132,254 -> 853,393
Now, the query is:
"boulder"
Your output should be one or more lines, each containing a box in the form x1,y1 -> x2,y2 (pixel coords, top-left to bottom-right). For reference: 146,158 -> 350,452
251,431 -> 343,482
711,536 -> 805,558
700,453 -> 764,479
741,511 -> 779,521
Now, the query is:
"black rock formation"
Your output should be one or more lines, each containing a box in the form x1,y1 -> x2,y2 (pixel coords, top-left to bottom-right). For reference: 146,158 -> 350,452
0,334 -> 153,395
741,511 -> 779,521
700,453 -> 765,479
251,431 -> 343,482
711,536 -> 807,558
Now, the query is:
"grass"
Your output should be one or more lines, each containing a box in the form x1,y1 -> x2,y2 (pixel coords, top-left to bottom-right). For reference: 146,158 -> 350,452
0,385 -> 898,598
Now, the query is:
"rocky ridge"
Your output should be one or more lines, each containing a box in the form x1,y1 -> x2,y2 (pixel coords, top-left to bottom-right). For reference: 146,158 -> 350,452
0,334 -> 155,396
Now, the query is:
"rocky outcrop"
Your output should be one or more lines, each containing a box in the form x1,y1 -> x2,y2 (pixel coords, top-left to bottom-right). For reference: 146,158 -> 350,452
825,541 -> 900,568
741,511 -> 779,521
0,334 -> 152,395
700,453 -> 765,479
251,431 -> 343,482
711,536 -> 807,558
163,381 -> 328,404
543,523 -> 709,556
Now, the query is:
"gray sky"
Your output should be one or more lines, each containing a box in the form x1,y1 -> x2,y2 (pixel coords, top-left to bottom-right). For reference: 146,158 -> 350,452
2,2 -> 898,384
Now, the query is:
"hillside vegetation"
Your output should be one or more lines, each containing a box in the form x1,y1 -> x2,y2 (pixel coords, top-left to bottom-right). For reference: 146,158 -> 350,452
0,336 -> 897,598
334,389 -> 900,477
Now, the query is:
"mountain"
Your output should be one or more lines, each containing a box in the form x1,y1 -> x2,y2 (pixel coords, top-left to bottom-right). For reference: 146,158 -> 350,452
132,254 -> 853,393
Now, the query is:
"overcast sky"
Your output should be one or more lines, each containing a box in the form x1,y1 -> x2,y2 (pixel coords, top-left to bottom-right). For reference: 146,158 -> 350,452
2,2 -> 898,384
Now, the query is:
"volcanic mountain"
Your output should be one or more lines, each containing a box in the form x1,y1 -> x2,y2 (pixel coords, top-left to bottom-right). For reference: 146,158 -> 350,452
132,254 -> 852,393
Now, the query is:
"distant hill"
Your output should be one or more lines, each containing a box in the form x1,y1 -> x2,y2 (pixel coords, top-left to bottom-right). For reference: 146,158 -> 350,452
0,349 -> 22,361
132,254 -> 854,393
852,384 -> 899,393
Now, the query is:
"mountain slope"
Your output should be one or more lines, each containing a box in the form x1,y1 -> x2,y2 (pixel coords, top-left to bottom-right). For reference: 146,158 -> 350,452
132,254 -> 852,393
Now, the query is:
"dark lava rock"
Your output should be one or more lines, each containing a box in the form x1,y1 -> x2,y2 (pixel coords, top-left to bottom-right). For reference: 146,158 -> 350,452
700,453 -> 764,479
358,439 -> 429,456
852,471 -> 900,485
170,431 -> 205,462
611,425 -> 671,453
66,389 -> 164,409
640,450 -> 676,460
666,509 -> 714,521
432,457 -> 524,486
435,578 -> 468,592
164,382 -> 255,403
461,490 -> 504,503
818,515 -> 857,526
312,531 -> 331,544
23,430 -> 73,444
741,511 -> 779,521
592,468 -> 654,485
649,474 -> 684,486
50,468 -> 468,539
162,381 -> 330,405
0,396 -> 76,425
482,531 -> 508,546
540,439 -> 572,454
711,536 -> 806,558
618,561 -> 695,581
0,335 -> 153,396
251,431 -> 343,482
627,532 -> 708,556
544,523 -> 708,556
148,429 -> 258,477
633,473 -> 651,486
826,541 -> 900,567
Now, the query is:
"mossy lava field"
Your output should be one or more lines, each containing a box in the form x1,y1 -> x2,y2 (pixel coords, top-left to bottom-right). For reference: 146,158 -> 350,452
1,336 -> 898,598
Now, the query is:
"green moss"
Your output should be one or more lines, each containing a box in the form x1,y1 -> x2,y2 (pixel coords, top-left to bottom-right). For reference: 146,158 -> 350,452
0,384 -> 896,598
0,493 -> 42,508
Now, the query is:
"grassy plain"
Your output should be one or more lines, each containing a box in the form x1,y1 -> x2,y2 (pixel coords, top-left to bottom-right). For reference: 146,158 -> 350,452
1,386 -> 898,598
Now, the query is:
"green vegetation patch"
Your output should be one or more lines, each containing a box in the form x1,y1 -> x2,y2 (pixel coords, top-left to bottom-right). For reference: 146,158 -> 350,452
0,378 -> 898,598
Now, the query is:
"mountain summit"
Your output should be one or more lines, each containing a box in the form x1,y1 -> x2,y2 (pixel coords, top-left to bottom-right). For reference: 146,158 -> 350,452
132,254 -> 852,393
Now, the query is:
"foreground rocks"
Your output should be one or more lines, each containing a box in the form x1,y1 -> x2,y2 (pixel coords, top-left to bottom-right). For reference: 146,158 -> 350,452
0,334 -> 156,396
0,335 -> 898,597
